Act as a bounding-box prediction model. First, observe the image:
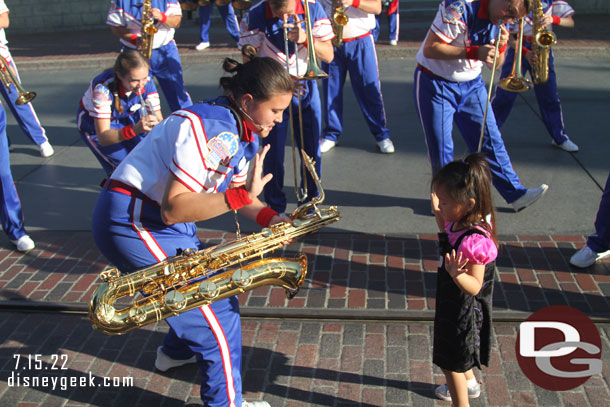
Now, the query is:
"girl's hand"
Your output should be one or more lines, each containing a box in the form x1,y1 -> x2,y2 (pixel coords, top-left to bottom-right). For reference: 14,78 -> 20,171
246,145 -> 274,199
445,249 -> 469,279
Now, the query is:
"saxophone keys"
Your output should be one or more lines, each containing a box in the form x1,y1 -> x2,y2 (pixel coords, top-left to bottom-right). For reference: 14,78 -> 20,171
128,307 -> 148,324
198,280 -> 220,300
164,290 -> 188,313
232,269 -> 253,289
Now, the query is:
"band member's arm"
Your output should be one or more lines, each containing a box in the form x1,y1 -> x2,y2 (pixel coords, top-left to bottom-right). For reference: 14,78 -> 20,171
423,25 -> 509,67
313,38 -> 334,63
110,25 -> 137,44
151,8 -> 182,29
541,13 -> 574,28
161,145 -> 274,225
94,116 -> 157,147
341,0 -> 381,15
286,21 -> 334,63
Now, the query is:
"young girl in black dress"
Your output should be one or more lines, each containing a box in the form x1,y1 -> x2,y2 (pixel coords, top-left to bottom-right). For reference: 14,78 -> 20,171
430,153 -> 499,407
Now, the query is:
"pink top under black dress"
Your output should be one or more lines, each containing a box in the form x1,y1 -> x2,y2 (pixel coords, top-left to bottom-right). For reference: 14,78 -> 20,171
433,222 -> 498,373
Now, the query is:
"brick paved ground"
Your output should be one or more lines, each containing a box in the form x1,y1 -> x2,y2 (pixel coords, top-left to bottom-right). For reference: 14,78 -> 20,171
1,231 -> 609,319
0,231 -> 609,406
0,313 -> 608,407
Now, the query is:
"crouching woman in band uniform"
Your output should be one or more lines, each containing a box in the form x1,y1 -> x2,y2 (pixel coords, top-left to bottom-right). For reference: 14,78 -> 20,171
91,55 -> 293,407
77,50 -> 163,175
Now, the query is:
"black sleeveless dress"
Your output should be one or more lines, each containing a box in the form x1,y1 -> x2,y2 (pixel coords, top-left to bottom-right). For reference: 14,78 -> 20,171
432,229 -> 495,372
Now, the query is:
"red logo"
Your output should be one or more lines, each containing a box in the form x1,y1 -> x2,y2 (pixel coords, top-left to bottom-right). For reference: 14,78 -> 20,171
516,306 -> 602,391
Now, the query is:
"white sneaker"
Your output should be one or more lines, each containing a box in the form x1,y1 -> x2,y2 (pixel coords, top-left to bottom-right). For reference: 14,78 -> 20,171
195,41 -> 210,51
511,184 -> 548,212
376,138 -> 395,154
552,139 -> 579,152
10,235 -> 35,252
39,141 -> 54,158
154,346 -> 196,372
243,401 -> 271,407
389,40 -> 398,46
319,138 -> 336,153
570,245 -> 610,268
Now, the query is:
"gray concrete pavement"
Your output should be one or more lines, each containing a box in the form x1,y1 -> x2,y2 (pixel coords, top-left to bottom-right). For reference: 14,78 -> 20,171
6,54 -> 610,236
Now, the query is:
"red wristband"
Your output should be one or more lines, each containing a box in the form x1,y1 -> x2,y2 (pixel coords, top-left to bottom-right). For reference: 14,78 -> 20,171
256,207 -> 279,227
225,187 -> 253,210
465,45 -> 480,60
121,124 -> 137,140
552,15 -> 561,25
522,45 -> 530,55
159,13 -> 167,23
499,42 -> 507,54
129,34 -> 138,45
352,0 -> 360,8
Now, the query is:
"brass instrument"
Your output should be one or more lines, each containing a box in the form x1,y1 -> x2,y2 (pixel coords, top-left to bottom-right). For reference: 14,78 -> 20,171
531,0 -> 556,84
302,0 -> 328,79
331,0 -> 348,47
0,57 -> 36,105
477,28 -> 503,153
89,150 -> 340,335
139,0 -> 158,60
497,18 -> 532,93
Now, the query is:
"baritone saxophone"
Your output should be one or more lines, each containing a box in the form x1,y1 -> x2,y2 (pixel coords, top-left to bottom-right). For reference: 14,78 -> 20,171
89,150 -> 340,335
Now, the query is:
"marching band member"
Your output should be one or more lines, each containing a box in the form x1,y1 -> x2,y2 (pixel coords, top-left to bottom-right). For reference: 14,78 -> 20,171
107,0 -> 192,112
77,50 -> 162,175
239,0 -> 334,214
0,0 -> 54,158
414,0 -> 549,212
491,0 -> 577,152
319,0 -> 395,154
373,0 -> 399,46
91,55 -> 293,407
0,101 -> 35,252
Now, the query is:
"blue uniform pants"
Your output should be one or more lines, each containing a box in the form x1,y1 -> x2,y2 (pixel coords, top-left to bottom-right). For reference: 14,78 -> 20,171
1,50 -> 48,147
198,4 -> 240,43
322,34 -> 390,143
492,46 -> 568,145
92,188 -> 243,406
262,80 -> 322,214
0,105 -> 27,241
149,41 -> 192,112
373,6 -> 399,42
413,66 -> 527,203
587,172 -> 610,253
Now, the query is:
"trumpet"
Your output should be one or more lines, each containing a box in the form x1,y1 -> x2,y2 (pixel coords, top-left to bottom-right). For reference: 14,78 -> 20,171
497,18 -> 532,93
0,56 -> 36,105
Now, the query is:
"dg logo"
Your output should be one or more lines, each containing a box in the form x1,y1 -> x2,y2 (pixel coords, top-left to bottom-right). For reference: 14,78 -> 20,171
516,305 -> 602,391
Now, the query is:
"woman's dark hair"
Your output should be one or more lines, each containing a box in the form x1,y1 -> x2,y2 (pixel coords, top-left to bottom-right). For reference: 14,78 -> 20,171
219,52 -> 294,102
110,50 -> 149,114
432,153 -> 498,248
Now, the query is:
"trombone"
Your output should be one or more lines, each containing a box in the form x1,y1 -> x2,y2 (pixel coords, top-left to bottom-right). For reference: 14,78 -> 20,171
0,56 -> 36,105
497,18 -> 532,93
283,2 -> 327,202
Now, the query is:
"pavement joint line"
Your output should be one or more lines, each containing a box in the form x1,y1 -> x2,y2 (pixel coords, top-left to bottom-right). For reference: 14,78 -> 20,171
2,300 -> 610,324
